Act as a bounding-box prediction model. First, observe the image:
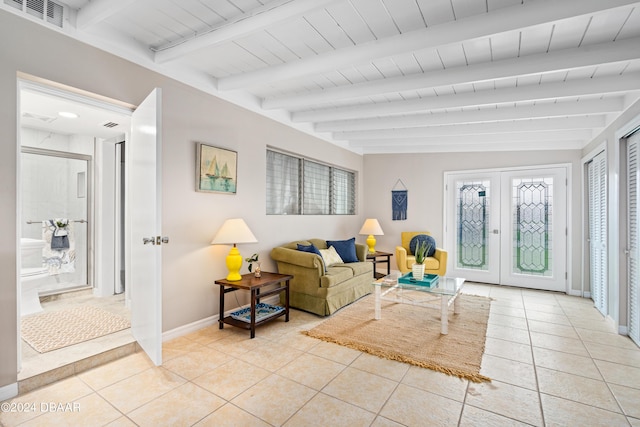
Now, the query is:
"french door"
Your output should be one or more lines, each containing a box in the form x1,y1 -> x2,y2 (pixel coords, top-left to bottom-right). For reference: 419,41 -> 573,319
446,167 -> 568,291
627,132 -> 640,346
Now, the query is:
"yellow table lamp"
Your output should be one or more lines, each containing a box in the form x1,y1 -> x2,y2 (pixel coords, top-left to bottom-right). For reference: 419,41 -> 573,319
211,218 -> 257,281
359,218 -> 384,253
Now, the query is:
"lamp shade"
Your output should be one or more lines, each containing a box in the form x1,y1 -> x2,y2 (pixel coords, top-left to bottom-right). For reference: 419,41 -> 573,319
210,218 -> 257,245
359,218 -> 384,236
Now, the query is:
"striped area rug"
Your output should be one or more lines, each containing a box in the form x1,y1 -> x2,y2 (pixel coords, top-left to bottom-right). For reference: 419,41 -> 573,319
21,306 -> 130,353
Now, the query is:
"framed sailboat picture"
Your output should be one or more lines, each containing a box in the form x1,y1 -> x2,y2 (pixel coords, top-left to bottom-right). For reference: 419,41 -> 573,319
196,143 -> 238,194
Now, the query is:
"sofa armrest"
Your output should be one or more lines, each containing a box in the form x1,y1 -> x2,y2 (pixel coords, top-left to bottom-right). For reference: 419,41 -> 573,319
270,247 -> 324,274
355,243 -> 368,262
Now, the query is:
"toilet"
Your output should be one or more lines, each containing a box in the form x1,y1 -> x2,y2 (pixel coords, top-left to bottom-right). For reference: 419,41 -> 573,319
20,238 -> 48,316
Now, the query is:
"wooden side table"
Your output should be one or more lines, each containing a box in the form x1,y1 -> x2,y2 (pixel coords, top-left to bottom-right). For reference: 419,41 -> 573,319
366,251 -> 393,279
215,272 -> 292,338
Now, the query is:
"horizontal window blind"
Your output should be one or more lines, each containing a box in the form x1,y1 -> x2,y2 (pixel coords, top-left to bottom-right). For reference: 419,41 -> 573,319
266,149 -> 355,215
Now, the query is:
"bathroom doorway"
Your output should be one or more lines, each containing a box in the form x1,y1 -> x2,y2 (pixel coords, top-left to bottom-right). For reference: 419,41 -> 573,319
18,81 -> 133,379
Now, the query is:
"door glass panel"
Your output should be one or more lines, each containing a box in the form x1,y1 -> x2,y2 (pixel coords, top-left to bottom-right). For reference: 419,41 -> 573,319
456,180 -> 490,270
512,177 -> 553,276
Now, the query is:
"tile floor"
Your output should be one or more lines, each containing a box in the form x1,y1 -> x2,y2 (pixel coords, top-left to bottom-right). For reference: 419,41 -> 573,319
3,283 -> 640,427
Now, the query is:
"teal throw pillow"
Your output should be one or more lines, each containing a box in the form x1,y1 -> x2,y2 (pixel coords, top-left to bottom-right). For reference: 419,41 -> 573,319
326,237 -> 359,263
409,234 -> 436,257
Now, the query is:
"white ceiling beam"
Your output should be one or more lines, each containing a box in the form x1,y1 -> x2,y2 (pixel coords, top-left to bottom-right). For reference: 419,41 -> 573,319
76,0 -> 135,30
359,140 -> 585,154
315,98 -> 624,132
293,72 -> 640,123
217,0 -> 640,90
263,38 -> 640,109
347,129 -> 593,147
333,116 -> 605,140
154,0 -> 338,64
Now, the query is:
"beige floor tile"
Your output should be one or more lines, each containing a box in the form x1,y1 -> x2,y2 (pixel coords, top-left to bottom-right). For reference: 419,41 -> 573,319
236,340 -> 303,372
570,317 -> 618,333
162,346 -> 233,380
532,347 -> 602,380
98,367 -> 186,414
349,353 -> 410,382
460,404 -> 533,426
322,367 -> 398,413
536,367 -> 620,413
490,299 -> 524,310
274,330 -> 321,352
530,331 -> 589,357
524,302 -> 565,315
629,417 -> 640,427
232,374 -> 316,426
105,416 -> 138,427
192,359 -> 270,401
465,380 -> 543,426
525,310 -> 571,326
576,328 -> 640,350
380,383 -> 463,427
489,304 -> 526,318
1,377 -> 94,426
206,332 -> 265,356
486,323 -> 531,344
284,393 -> 375,427
19,393 -> 122,427
484,337 -> 533,364
194,403 -> 271,427
527,319 -> 579,339
610,383 -> 640,418
401,366 -> 468,402
277,353 -> 346,390
307,340 -> 361,365
540,393 -> 629,427
480,354 -> 537,390
595,359 -> 640,389
77,352 -> 155,390
183,325 -> 227,346
370,416 -> 404,427
584,341 -> 640,368
488,312 -> 529,330
127,382 -> 225,427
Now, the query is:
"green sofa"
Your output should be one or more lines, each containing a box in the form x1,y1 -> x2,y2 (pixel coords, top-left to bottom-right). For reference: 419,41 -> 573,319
270,239 -> 373,316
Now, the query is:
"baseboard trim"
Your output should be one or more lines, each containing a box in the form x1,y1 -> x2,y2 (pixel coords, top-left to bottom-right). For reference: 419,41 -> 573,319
162,295 -> 279,342
0,382 -> 19,400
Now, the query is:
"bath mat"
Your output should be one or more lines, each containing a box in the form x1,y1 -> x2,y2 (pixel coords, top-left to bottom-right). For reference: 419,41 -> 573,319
21,306 -> 130,353
304,294 -> 491,383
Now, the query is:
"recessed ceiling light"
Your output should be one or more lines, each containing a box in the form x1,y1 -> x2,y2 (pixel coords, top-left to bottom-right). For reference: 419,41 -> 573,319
58,111 -> 79,119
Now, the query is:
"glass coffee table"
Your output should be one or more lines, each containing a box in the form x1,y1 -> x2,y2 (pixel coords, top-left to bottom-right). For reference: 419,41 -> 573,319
373,273 -> 466,335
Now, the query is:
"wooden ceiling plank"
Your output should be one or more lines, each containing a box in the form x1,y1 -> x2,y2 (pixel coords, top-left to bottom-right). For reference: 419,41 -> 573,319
76,0 -> 135,30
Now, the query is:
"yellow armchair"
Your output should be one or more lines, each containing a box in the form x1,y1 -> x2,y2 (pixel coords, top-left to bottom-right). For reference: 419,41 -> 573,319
395,231 -> 448,276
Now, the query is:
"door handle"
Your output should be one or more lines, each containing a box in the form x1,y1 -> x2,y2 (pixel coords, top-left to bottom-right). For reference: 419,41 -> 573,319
143,237 -> 156,245
492,229 -> 499,234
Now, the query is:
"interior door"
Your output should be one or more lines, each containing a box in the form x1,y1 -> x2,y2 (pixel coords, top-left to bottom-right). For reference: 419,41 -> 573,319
128,88 -> 162,365
588,151 -> 607,315
627,132 -> 640,346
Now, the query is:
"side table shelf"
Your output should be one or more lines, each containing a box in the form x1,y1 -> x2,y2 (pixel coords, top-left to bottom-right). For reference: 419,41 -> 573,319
215,272 -> 293,338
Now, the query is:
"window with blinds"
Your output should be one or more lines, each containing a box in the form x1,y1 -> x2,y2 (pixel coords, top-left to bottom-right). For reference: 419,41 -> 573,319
266,149 -> 356,215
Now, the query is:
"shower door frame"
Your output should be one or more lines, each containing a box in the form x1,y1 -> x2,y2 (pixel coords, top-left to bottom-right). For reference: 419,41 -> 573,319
21,146 -> 94,292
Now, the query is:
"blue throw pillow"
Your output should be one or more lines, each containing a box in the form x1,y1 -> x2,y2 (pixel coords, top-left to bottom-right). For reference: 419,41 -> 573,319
297,243 -> 322,257
409,234 -> 436,257
326,237 -> 359,263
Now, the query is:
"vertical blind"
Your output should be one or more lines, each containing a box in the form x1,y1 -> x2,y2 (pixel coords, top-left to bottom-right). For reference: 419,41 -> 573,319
266,149 -> 355,215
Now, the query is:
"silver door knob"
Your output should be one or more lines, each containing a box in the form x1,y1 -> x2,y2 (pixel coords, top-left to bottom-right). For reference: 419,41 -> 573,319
161,236 -> 169,244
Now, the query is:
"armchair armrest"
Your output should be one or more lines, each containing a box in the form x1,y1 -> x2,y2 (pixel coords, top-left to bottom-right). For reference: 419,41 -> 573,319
395,245 -> 408,273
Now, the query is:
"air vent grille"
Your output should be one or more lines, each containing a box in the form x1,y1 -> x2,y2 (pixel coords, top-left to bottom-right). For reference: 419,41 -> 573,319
4,0 -> 64,28
102,121 -> 119,128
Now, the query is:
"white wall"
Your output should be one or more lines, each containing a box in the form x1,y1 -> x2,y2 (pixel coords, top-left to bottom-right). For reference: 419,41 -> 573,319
362,150 -> 583,292
0,10 -> 364,390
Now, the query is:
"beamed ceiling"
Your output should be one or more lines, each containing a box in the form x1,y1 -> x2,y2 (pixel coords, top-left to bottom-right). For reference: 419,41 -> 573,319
5,0 -> 640,153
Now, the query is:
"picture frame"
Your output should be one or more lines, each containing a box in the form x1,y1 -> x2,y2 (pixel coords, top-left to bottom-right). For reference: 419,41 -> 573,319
196,143 -> 237,194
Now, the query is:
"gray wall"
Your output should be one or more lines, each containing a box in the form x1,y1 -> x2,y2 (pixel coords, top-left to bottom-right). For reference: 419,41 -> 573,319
0,10 -> 364,390
362,150 -> 583,292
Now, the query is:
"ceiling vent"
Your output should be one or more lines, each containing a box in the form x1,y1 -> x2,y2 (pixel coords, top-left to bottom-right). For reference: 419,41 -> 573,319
102,121 -> 119,128
4,0 -> 64,28
22,111 -> 57,123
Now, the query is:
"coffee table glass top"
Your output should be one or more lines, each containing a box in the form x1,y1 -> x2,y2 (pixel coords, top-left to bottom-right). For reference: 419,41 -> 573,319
374,272 -> 465,296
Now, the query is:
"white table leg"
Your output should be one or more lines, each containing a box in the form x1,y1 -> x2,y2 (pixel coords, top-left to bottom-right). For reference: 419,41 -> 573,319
441,295 -> 448,335
374,285 -> 381,320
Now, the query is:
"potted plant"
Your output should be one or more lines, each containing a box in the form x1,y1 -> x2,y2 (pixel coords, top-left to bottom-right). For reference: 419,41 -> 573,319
245,253 -> 261,277
412,241 -> 431,281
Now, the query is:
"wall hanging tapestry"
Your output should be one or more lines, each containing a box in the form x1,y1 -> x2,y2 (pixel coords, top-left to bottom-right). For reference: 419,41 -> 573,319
392,179 -> 408,220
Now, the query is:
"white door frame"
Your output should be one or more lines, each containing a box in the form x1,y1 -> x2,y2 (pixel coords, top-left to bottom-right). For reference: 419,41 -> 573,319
444,163 -> 571,293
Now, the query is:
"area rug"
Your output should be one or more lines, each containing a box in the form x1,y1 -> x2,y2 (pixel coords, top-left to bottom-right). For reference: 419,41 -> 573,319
304,294 -> 491,382
21,306 -> 130,353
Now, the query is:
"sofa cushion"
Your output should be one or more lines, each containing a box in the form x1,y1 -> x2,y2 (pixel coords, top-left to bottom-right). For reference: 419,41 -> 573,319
319,246 -> 343,266
409,234 -> 436,257
339,261 -> 372,277
327,237 -> 359,263
320,266 -> 355,288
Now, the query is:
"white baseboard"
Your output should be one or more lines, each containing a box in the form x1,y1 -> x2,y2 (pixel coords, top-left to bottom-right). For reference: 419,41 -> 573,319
567,289 -> 584,297
161,295 -> 279,342
0,382 -> 18,400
